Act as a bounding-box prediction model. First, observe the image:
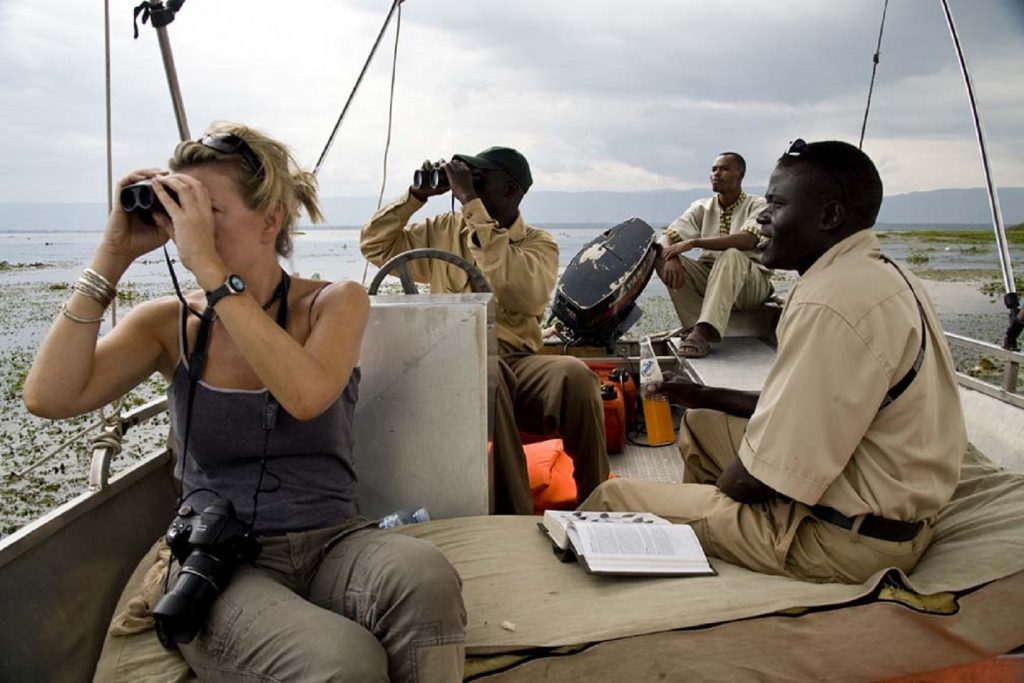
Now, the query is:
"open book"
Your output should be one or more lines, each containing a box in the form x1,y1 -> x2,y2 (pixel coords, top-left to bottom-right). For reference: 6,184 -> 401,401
539,510 -> 715,576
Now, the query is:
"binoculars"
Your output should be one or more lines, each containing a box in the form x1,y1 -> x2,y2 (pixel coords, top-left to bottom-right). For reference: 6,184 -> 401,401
412,167 -> 449,191
120,180 -> 180,225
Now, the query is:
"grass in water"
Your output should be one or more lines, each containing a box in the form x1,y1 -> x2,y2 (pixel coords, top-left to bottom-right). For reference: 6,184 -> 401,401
889,223 -> 1024,245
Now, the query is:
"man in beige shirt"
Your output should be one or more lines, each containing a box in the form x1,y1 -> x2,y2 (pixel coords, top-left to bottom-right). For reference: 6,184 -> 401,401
657,152 -> 773,357
361,147 -> 609,514
582,140 -> 967,583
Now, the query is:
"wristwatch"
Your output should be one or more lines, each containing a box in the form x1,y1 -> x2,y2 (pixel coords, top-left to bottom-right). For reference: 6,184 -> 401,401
206,273 -> 246,308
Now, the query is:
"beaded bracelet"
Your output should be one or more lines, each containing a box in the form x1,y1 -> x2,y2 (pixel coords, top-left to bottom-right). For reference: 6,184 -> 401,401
60,302 -> 105,324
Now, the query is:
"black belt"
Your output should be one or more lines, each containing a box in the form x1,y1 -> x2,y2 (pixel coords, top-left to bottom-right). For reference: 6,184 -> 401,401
810,505 -> 923,543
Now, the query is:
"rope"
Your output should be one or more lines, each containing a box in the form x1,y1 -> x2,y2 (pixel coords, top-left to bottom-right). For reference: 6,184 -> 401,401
363,0 -> 403,287
90,413 -> 127,457
15,418 -> 105,477
858,0 -> 889,150
377,1 -> 402,211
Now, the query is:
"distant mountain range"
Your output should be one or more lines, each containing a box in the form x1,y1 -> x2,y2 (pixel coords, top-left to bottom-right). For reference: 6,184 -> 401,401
2,187 -> 1022,231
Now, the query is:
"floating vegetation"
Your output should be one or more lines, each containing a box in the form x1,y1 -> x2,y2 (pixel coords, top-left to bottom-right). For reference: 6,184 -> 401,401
979,276 -> 1024,297
973,357 -> 998,374
0,261 -> 48,271
906,253 -> 930,265
898,223 -> 1024,245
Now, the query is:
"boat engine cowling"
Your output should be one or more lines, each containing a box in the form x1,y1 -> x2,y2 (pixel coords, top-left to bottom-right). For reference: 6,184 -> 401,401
550,217 -> 658,349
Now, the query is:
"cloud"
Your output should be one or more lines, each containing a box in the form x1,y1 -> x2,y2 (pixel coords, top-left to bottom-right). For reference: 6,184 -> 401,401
1,0 -> 1022,205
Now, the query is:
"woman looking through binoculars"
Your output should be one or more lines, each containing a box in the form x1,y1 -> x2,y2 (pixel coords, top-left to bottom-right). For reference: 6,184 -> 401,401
22,122 -> 466,682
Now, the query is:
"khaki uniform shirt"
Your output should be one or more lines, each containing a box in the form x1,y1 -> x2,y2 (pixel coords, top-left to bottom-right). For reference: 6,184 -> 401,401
360,190 -> 558,353
665,193 -> 769,270
738,229 -> 966,521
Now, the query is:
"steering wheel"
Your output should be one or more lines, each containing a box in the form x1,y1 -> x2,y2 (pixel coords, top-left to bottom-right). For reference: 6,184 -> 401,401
367,248 -> 492,294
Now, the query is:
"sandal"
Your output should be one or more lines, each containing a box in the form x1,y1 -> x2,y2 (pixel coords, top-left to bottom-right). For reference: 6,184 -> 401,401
678,335 -> 711,359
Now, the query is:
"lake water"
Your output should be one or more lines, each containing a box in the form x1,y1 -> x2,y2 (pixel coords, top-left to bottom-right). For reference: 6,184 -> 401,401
3,222 -> 1019,298
1,220 -> 1020,537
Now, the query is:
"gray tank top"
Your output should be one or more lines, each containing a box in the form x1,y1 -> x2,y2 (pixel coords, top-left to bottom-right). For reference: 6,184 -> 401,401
168,303 -> 361,535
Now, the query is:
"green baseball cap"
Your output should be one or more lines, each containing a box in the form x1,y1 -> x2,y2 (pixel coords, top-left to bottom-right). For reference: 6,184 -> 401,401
453,146 -> 533,192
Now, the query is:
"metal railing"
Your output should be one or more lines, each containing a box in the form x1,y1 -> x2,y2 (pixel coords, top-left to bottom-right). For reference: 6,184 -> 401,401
945,332 -> 1024,409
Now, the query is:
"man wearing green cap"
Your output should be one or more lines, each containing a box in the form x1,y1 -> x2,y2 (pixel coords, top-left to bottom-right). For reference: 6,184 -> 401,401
361,146 -> 609,514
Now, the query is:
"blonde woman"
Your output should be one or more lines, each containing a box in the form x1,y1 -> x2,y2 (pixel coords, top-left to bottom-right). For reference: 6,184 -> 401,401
24,123 -> 465,682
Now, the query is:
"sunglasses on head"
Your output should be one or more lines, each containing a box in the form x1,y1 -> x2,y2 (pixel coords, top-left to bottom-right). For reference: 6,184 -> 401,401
198,133 -> 264,179
785,138 -> 809,157
783,138 -> 847,204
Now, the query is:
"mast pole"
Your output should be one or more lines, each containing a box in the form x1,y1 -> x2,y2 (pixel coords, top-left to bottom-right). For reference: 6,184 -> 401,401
939,0 -> 1021,382
139,0 -> 191,141
155,26 -> 190,141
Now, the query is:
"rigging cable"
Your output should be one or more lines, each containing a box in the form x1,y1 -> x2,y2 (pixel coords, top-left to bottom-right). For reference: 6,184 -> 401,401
939,0 -> 1020,360
312,0 -> 404,178
858,0 -> 889,150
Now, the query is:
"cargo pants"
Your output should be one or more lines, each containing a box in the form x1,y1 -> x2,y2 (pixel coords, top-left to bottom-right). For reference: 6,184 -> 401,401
579,409 -> 934,584
667,249 -> 773,341
492,342 -> 610,514
95,521 -> 466,682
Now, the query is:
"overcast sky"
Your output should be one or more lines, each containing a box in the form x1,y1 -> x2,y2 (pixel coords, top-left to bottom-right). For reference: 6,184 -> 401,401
2,0 -> 1023,204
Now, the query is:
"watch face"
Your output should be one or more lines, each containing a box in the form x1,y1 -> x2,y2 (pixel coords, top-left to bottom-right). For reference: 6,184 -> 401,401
227,274 -> 245,293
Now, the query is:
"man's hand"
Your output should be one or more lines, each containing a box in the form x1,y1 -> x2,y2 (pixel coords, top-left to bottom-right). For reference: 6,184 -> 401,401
661,372 -> 760,418
409,159 -> 450,202
716,458 -> 774,503
446,159 -> 479,206
664,239 -> 701,259
655,236 -> 701,289
660,372 -> 706,409
657,252 -> 686,289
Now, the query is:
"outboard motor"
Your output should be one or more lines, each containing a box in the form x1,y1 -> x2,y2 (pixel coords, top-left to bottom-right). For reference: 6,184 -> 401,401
550,217 -> 658,349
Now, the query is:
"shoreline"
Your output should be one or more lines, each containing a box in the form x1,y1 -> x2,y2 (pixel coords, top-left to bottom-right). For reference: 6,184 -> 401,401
2,233 -> 1023,537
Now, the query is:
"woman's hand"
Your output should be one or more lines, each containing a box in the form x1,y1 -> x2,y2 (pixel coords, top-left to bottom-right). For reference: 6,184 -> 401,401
97,169 -> 172,268
151,173 -> 227,289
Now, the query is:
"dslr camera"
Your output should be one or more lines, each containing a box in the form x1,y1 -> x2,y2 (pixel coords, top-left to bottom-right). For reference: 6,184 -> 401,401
153,498 -> 261,648
119,180 -> 180,225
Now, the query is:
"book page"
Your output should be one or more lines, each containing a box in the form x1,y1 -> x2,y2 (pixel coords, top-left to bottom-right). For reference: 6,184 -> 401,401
569,522 -> 712,574
540,511 -> 667,548
542,510 -> 670,551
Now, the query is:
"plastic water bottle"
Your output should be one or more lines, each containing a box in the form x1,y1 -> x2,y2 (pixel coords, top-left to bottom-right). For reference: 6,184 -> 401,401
639,337 -> 675,446
378,507 -> 431,529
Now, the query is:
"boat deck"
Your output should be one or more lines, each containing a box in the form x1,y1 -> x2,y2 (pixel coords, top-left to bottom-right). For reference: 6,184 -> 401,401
603,334 -> 778,484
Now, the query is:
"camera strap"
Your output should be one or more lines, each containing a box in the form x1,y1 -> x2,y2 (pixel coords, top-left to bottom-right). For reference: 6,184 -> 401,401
173,269 -> 291,511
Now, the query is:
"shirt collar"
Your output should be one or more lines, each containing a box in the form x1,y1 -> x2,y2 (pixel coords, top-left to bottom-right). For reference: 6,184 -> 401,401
802,228 -> 880,280
505,211 -> 527,241
718,191 -> 747,212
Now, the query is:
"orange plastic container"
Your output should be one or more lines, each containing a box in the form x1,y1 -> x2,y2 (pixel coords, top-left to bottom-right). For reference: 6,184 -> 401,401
586,362 -> 638,454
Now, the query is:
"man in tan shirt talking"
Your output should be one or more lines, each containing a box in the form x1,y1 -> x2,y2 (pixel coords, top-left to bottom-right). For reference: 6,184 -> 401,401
582,140 -> 967,583
361,147 -> 609,514
656,152 -> 774,358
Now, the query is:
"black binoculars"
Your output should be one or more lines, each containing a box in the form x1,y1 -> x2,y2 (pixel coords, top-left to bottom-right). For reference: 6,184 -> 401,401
411,166 -> 486,192
412,167 -> 449,191
120,180 -> 180,225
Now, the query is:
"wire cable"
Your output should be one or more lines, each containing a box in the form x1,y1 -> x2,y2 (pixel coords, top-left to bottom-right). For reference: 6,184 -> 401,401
858,0 -> 889,150
313,0 -> 403,178
362,0 -> 403,286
